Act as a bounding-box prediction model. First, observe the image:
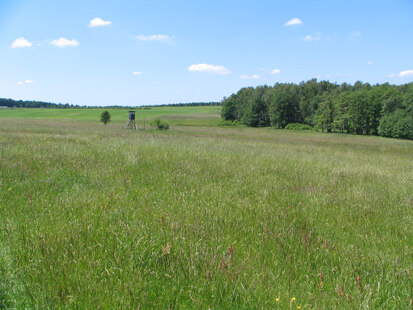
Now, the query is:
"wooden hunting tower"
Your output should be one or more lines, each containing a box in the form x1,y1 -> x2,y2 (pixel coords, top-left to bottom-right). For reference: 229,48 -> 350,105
126,110 -> 137,129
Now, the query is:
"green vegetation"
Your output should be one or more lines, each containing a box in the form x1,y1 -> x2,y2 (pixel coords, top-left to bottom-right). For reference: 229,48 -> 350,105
0,98 -> 220,109
0,108 -> 412,309
0,98 -> 78,109
0,106 -> 221,126
221,80 -> 413,139
100,111 -> 111,125
285,123 -> 313,131
151,117 -> 170,130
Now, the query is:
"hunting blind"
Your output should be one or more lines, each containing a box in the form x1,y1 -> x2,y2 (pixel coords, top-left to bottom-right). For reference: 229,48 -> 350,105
126,110 -> 137,129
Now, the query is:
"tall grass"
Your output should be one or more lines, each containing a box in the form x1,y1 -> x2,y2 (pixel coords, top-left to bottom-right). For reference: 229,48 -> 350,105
0,117 -> 412,309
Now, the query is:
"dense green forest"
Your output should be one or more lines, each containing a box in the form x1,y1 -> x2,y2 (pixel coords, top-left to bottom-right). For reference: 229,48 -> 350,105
221,80 -> 413,139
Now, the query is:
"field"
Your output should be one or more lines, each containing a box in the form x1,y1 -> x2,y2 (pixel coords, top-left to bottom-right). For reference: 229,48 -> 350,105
0,107 -> 412,309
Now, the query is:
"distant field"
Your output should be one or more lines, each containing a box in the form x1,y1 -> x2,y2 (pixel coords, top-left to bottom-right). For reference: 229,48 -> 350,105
0,106 -> 221,126
0,109 -> 412,309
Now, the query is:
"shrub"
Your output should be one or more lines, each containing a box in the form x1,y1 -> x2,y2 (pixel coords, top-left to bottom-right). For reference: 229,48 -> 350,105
218,119 -> 241,126
285,123 -> 313,130
100,111 -> 111,125
151,118 -> 169,130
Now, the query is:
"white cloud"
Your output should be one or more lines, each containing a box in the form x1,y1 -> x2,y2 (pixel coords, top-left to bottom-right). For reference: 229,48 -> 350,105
271,68 -> 281,74
136,34 -> 170,41
17,80 -> 34,85
303,35 -> 321,41
50,37 -> 79,48
367,61 -> 373,65
284,18 -> 303,26
240,74 -> 260,79
132,71 -> 143,75
399,70 -> 413,77
387,70 -> 413,78
88,17 -> 112,27
11,37 -> 32,48
188,64 -> 230,75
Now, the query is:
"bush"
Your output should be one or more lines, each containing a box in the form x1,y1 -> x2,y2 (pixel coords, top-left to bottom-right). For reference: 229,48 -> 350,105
151,118 -> 169,130
100,111 -> 111,125
218,119 -> 241,126
285,123 -> 313,130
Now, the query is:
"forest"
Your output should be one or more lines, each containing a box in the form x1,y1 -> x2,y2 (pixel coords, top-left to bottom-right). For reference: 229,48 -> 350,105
221,79 -> 413,139
0,98 -> 78,108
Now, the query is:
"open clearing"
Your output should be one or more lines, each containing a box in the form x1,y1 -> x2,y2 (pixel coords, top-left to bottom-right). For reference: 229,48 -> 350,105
0,108 -> 412,309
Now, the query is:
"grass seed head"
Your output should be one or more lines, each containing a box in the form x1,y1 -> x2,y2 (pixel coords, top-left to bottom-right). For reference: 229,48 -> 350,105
162,243 -> 172,256
357,274 -> 362,293
221,259 -> 228,271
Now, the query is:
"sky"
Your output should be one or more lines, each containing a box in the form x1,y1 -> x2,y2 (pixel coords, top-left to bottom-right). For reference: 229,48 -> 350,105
0,0 -> 412,106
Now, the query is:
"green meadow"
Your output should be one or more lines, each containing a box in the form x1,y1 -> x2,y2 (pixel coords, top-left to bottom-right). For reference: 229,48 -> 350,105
0,108 -> 412,309
0,107 -> 221,127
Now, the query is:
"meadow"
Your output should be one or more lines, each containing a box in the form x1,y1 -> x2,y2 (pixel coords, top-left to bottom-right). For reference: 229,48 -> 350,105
0,107 -> 412,309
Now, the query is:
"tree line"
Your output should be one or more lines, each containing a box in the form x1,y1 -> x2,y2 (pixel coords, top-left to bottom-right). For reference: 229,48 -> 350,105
0,98 -> 220,109
221,79 -> 413,140
0,98 -> 79,109
144,102 -> 220,107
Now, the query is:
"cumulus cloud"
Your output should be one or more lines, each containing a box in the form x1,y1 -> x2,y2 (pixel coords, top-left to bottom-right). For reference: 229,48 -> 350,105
188,64 -> 230,75
284,18 -> 303,26
11,37 -> 32,48
50,37 -> 79,48
240,74 -> 260,79
398,70 -> 413,77
88,17 -> 112,27
136,34 -> 170,41
132,71 -> 143,75
387,70 -> 413,78
271,69 -> 281,74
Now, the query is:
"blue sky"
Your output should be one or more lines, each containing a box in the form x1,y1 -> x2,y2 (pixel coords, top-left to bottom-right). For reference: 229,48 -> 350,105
1,0 -> 412,106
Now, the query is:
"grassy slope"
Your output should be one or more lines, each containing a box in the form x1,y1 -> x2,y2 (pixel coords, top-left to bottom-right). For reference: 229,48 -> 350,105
0,109 -> 412,309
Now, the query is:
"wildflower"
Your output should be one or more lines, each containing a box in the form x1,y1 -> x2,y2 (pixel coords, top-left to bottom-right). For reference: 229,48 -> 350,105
297,307 -> 301,309
291,297 -> 296,301
275,298 -> 280,302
